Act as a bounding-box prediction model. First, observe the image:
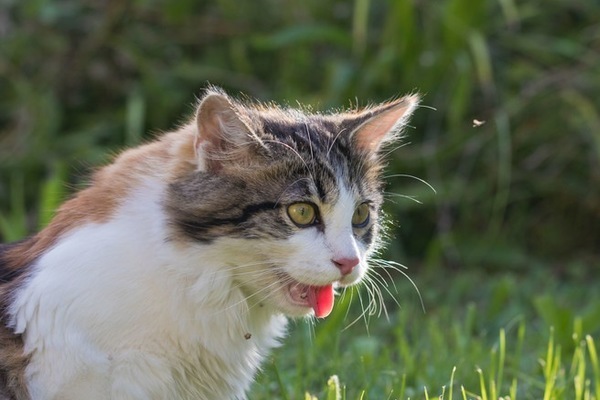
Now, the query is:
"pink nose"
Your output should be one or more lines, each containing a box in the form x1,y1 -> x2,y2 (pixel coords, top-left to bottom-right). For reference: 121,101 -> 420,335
332,257 -> 360,276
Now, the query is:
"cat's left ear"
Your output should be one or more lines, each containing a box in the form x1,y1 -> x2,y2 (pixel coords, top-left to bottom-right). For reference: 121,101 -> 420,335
194,89 -> 262,171
342,94 -> 420,153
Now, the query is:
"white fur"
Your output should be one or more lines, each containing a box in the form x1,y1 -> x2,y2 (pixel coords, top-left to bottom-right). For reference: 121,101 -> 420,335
9,179 -> 368,399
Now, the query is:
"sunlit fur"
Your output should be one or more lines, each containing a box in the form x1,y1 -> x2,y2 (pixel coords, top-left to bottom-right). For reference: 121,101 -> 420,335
0,87 -> 419,399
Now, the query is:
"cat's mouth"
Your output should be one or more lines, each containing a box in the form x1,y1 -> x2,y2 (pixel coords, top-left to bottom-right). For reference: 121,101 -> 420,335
286,280 -> 335,318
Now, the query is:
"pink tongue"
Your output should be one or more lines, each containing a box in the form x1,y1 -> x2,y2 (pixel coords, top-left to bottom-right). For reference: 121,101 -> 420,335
307,284 -> 334,318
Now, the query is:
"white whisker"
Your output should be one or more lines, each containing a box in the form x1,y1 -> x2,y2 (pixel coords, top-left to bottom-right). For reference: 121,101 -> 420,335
379,141 -> 412,158
383,192 -> 423,204
211,277 -> 290,316
372,259 -> 425,313
384,173 -> 437,195
367,274 -> 387,319
368,269 -> 401,313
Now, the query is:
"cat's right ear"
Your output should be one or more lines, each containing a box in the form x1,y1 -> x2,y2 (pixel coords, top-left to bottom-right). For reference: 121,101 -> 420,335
194,91 -> 261,171
341,94 -> 420,154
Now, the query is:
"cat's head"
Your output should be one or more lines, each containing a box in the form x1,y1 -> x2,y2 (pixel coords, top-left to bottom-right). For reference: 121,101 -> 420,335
168,87 -> 419,318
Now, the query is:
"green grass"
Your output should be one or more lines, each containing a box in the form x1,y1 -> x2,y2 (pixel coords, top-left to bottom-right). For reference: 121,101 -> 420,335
250,269 -> 600,399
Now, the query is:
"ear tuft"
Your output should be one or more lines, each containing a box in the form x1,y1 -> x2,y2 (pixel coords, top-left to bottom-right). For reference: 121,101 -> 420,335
345,94 -> 420,153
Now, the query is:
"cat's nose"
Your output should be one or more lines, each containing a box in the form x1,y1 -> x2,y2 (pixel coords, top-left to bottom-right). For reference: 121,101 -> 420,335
332,257 -> 360,276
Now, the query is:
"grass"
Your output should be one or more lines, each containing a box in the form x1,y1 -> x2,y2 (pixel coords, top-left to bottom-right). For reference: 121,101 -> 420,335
250,268 -> 600,399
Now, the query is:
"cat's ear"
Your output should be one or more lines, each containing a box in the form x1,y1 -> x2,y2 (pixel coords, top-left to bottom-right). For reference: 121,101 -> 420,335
194,90 -> 261,170
342,94 -> 420,153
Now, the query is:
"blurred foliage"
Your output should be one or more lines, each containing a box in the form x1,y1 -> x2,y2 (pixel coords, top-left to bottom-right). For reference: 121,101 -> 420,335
0,0 -> 599,273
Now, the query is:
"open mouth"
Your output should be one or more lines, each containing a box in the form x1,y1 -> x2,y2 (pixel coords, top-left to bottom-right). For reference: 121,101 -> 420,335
286,280 -> 336,318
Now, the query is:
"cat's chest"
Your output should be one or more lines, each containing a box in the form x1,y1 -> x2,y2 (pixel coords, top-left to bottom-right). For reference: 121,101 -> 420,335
109,265 -> 289,398
61,295 -> 288,400
164,308 -> 288,399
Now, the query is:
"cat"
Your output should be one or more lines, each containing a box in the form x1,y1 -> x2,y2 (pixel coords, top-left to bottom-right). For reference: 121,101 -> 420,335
0,87 -> 419,399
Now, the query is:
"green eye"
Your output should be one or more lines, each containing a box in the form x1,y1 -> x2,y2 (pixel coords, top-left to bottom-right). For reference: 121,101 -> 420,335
287,203 -> 317,227
352,203 -> 370,228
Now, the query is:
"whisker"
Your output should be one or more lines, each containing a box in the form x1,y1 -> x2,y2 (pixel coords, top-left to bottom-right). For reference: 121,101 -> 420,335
340,286 -> 354,322
373,259 -> 408,270
384,173 -> 437,195
368,269 -> 401,313
370,261 -> 399,293
343,285 -> 371,332
341,260 -> 410,330
379,141 -> 412,158
358,287 -> 373,333
213,277 -> 292,316
373,260 -> 425,314
360,279 -> 379,322
361,276 -> 379,318
383,192 -> 423,204
365,275 -> 387,319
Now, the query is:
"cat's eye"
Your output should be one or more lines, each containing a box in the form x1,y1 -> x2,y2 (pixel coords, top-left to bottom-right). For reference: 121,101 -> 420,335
287,203 -> 318,227
352,203 -> 370,228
